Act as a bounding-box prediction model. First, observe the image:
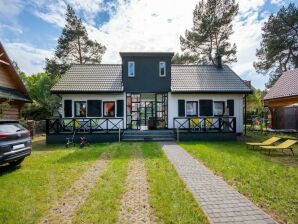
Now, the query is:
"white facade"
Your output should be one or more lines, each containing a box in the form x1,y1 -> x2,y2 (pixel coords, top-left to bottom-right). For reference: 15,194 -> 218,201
60,92 -> 244,133
167,93 -> 244,133
61,93 -> 126,129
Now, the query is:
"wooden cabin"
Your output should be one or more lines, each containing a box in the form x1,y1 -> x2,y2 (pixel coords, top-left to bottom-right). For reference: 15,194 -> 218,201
0,42 -> 31,120
264,68 -> 298,130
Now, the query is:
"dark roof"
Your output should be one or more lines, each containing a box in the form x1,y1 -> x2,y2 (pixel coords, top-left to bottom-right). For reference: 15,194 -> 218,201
171,65 -> 252,93
120,52 -> 174,57
264,68 -> 298,100
51,64 -> 123,93
0,42 -> 31,102
0,86 -> 31,102
51,63 -> 251,94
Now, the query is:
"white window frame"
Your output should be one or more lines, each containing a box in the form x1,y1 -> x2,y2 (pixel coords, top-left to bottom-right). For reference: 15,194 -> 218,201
159,61 -> 166,77
128,61 -> 135,77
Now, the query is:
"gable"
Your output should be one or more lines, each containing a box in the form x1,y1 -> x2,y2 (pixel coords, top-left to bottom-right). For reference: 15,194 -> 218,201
0,42 -> 31,102
0,63 -> 20,89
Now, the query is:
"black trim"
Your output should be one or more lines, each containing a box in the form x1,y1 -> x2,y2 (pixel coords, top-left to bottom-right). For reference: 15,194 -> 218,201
87,100 -> 102,117
199,100 -> 213,116
178,100 -> 185,117
227,100 -> 234,116
64,100 -> 72,117
117,100 -> 124,117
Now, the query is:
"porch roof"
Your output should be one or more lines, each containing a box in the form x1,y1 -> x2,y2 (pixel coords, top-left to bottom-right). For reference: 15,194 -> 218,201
51,64 -> 123,93
171,65 -> 252,93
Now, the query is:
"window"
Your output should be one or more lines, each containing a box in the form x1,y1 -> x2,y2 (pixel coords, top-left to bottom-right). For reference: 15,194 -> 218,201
87,100 -> 102,117
64,100 -> 72,117
74,101 -> 86,117
128,61 -> 135,77
186,101 -> 198,116
159,62 -> 166,77
103,102 -> 115,117
214,101 -> 225,116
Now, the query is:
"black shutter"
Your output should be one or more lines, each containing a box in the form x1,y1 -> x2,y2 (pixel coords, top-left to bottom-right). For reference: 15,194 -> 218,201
199,100 -> 213,116
64,100 -> 72,117
178,100 -> 185,117
117,100 -> 124,117
87,100 -> 102,117
227,100 -> 234,116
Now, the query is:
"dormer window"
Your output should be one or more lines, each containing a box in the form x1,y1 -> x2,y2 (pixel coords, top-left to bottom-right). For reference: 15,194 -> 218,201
159,62 -> 166,77
128,61 -> 135,77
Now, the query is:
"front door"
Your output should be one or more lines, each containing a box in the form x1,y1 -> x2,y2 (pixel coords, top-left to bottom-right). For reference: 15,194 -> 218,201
140,101 -> 154,130
126,93 -> 168,130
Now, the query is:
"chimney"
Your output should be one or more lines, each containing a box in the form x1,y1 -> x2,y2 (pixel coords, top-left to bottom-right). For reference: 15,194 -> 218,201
215,54 -> 222,69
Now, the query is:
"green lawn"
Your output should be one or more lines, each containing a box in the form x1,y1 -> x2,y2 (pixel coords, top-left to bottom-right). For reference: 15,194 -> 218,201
142,142 -> 208,224
0,140 -> 117,224
180,137 -> 298,224
0,140 -> 209,224
72,142 -> 132,223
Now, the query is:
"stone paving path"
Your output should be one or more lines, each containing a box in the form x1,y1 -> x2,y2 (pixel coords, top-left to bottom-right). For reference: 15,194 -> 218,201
40,154 -> 109,224
117,151 -> 156,224
161,142 -> 277,224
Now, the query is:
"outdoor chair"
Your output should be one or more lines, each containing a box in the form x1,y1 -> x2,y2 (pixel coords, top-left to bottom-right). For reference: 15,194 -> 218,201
246,137 -> 281,150
260,139 -> 297,156
190,118 -> 200,131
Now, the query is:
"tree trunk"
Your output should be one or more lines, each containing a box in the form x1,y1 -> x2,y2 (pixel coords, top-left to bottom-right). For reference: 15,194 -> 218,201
77,36 -> 82,64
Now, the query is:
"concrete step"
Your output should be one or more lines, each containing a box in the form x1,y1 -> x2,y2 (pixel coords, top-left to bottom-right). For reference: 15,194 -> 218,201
122,137 -> 176,142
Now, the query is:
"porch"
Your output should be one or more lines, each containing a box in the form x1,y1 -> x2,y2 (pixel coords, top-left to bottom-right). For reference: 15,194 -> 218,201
46,116 -> 237,143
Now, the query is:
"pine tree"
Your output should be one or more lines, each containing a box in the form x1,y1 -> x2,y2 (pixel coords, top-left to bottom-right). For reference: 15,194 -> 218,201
254,3 -> 298,88
171,52 -> 196,64
180,0 -> 238,64
45,5 -> 106,77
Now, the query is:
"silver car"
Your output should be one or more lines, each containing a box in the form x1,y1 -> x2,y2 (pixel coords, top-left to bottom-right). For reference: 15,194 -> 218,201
0,121 -> 32,166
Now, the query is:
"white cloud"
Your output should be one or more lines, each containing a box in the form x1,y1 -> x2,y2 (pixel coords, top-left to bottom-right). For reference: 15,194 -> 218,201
0,0 -> 23,19
4,42 -> 53,75
2,0 -> 271,88
271,0 -> 283,6
87,0 -> 198,63
230,1 -> 270,89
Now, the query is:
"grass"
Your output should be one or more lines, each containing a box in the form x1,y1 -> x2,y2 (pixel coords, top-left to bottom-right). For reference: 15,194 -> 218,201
0,140 -> 210,224
142,142 -> 209,224
72,143 -> 132,223
0,140 -> 118,224
180,139 -> 298,224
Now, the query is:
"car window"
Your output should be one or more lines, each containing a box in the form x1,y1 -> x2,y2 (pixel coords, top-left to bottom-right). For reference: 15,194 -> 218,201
0,123 -> 26,133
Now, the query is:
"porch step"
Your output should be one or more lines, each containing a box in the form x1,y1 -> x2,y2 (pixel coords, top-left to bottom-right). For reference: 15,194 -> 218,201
122,130 -> 175,141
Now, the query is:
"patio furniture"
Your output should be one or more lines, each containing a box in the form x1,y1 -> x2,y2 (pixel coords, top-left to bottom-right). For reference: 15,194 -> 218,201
246,137 -> 281,149
260,139 -> 297,156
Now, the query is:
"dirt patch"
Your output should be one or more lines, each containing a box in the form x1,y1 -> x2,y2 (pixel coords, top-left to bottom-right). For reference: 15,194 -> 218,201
117,151 -> 157,224
40,154 -> 109,224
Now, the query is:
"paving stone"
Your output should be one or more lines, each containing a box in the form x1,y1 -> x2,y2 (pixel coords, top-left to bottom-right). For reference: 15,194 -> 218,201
160,142 -> 277,224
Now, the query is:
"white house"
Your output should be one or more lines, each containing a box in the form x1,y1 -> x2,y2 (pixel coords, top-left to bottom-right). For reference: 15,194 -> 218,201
47,52 -> 251,143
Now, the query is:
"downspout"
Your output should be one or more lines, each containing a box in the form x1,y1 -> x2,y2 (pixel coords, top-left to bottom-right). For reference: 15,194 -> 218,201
244,94 -> 247,136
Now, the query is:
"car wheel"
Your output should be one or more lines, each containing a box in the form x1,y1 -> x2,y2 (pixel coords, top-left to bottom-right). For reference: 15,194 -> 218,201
9,158 -> 25,166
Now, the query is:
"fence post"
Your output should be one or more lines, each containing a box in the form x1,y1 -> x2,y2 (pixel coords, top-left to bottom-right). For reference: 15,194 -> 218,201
118,127 -> 121,142
177,127 -> 179,142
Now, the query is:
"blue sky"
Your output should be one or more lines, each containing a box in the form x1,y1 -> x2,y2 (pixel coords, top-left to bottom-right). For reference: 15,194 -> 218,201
0,0 -> 294,89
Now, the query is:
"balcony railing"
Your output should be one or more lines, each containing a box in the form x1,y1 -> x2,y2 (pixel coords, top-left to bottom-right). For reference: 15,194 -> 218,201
173,116 -> 236,133
46,118 -> 124,134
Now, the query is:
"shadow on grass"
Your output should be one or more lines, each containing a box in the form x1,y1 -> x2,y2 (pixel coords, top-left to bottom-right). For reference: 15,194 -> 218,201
55,142 -> 135,164
0,164 -> 21,176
